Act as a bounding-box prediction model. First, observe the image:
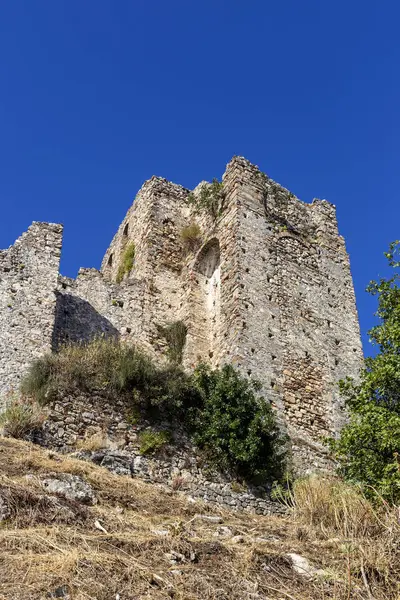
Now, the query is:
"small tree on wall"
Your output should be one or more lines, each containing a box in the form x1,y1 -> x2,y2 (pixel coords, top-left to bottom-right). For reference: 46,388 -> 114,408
330,241 -> 400,503
187,179 -> 225,220
116,242 -> 135,283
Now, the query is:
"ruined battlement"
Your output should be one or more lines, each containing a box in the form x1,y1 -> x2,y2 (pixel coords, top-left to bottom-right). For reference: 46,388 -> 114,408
0,157 -> 363,471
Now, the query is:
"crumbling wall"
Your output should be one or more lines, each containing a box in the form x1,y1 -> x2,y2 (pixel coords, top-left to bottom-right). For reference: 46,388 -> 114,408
53,269 -> 146,349
0,156 -> 363,475
42,391 -> 285,516
0,223 -> 62,404
101,177 -> 192,357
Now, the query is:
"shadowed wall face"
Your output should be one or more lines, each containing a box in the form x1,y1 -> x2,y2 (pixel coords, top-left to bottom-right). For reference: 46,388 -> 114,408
52,292 -> 120,349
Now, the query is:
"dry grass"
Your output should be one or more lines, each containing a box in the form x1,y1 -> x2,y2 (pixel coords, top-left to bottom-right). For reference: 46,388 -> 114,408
181,222 -> 202,252
76,431 -> 109,452
0,438 -> 399,599
0,395 -> 46,438
291,475 -> 400,599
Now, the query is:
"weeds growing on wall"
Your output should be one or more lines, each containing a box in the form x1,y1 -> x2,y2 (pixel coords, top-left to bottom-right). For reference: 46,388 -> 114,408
180,222 -> 202,252
116,242 -> 135,283
0,394 -> 46,438
187,179 -> 225,220
138,430 -> 171,455
20,339 -> 194,418
157,320 -> 188,364
20,339 -> 286,484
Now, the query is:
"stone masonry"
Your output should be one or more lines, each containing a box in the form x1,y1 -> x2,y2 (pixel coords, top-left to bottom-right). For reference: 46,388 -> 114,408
0,157 -> 363,471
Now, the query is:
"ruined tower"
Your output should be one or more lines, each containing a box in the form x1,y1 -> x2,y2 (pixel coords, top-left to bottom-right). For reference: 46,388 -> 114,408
0,157 -> 363,470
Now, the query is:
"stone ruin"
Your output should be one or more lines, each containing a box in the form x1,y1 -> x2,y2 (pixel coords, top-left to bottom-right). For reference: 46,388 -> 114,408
0,156 -> 363,471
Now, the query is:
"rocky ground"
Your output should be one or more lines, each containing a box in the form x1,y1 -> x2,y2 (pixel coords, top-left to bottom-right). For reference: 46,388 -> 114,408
0,436 -> 396,600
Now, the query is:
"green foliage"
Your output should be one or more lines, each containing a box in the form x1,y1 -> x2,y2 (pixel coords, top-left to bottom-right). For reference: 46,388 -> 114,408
0,395 -> 46,438
189,364 -> 287,483
116,242 -> 135,283
157,320 -> 188,364
230,480 -> 246,493
187,179 -> 225,219
138,430 -> 171,455
181,222 -> 202,252
330,242 -> 400,503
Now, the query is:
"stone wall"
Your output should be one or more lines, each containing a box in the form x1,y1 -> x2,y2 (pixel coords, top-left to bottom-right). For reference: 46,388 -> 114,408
42,391 -> 285,516
0,223 -> 62,406
0,156 -> 363,474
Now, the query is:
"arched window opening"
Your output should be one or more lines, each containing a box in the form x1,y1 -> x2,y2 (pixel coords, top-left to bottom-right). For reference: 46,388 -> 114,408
123,223 -> 129,236
190,238 -> 221,364
108,254 -> 113,267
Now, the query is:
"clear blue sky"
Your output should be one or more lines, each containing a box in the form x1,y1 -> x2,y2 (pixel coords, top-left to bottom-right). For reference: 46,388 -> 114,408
0,1 -> 398,353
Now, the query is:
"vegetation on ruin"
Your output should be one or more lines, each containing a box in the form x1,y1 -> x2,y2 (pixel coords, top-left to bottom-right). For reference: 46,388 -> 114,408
187,178 -> 225,219
20,338 -> 286,484
156,320 -> 188,364
330,241 -> 400,503
190,364 -> 286,483
0,394 -> 45,439
138,429 -> 171,455
180,221 -> 202,252
116,241 -> 135,283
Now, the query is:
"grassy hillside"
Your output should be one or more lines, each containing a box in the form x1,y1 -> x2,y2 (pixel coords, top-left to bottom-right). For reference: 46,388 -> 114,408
0,437 -> 399,599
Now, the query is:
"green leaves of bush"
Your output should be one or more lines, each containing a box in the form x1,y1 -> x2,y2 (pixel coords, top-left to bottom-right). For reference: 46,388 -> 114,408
190,364 -> 287,483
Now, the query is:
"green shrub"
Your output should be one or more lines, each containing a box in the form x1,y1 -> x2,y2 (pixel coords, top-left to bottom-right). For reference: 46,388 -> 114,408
190,364 -> 287,483
157,321 -> 188,364
187,179 -> 225,219
330,241 -> 400,504
0,395 -> 46,438
116,242 -> 135,283
181,222 -> 201,252
138,430 -> 171,455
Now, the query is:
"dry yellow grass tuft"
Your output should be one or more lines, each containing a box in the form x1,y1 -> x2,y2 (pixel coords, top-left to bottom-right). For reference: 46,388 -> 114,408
0,437 -> 399,599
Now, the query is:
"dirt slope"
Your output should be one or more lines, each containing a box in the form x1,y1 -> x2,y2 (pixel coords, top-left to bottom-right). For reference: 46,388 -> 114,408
0,437 -> 382,600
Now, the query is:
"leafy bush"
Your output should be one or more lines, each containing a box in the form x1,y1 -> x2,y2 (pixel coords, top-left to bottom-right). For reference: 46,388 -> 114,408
181,222 -> 202,252
116,242 -> 135,283
330,241 -> 400,503
190,364 -> 287,483
157,321 -> 187,364
138,430 -> 171,455
0,395 -> 46,438
187,179 -> 225,219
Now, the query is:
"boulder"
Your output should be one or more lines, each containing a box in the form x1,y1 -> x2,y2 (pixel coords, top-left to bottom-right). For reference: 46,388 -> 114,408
41,474 -> 97,505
